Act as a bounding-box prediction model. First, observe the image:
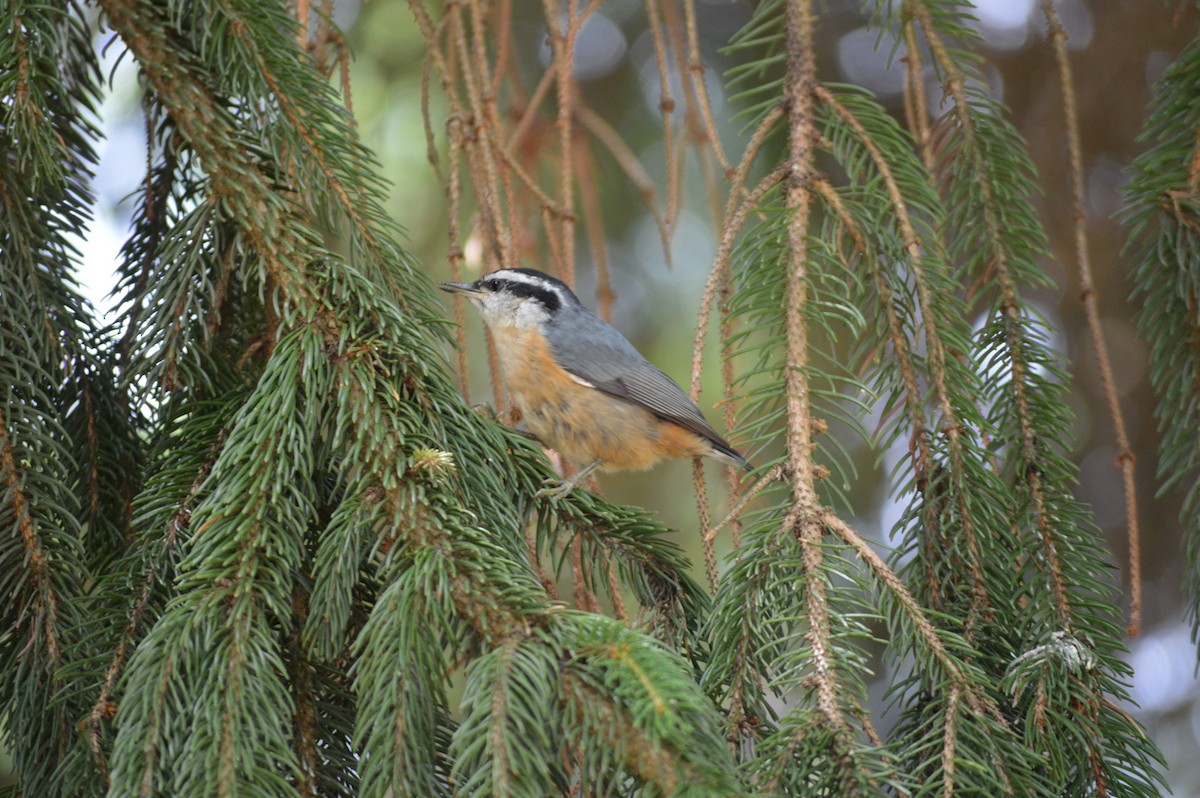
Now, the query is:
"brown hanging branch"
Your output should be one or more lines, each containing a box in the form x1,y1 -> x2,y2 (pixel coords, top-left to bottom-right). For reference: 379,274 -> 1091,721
1041,0 -> 1143,637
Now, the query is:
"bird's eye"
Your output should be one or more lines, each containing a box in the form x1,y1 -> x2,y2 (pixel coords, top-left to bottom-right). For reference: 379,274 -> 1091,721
482,278 -> 499,291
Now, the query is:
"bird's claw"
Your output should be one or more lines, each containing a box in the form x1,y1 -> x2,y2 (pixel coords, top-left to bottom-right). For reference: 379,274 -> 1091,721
535,478 -> 576,501
533,460 -> 598,501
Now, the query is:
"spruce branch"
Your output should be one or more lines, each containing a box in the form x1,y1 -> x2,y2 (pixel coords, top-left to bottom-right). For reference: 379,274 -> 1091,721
539,0 -> 580,282
644,0 -> 678,236
777,0 -> 857,744
682,0 -> 733,177
896,2 -> 1166,793
0,2 -> 109,792
532,490 -> 710,648
780,0 -> 821,502
0,2 -> 1179,795
85,410 -> 230,780
1040,0 -> 1143,636
901,17 -> 935,171
1126,0 -> 1200,681
98,0 -> 320,313
438,0 -> 515,270
822,513 -> 996,722
209,0 -> 415,308
814,84 -> 1000,635
0,404 -> 65,667
905,0 -> 1077,627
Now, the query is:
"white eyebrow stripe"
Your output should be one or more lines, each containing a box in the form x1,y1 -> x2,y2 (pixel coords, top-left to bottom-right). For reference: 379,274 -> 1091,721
494,272 -> 556,289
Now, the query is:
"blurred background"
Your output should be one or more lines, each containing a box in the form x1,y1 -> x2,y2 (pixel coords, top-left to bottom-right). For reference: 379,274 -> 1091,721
71,0 -> 1199,790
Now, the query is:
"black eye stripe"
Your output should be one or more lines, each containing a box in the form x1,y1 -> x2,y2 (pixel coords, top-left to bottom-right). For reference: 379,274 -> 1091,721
486,279 -> 562,313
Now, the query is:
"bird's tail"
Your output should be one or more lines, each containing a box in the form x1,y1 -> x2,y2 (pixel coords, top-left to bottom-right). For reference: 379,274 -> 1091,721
707,438 -> 753,473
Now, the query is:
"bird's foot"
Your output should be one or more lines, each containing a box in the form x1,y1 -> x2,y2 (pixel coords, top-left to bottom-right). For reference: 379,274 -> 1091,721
534,477 -> 578,501
534,460 -> 601,501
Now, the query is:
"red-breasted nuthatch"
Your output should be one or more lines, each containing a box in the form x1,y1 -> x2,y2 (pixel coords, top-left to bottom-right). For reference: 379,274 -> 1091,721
441,268 -> 749,497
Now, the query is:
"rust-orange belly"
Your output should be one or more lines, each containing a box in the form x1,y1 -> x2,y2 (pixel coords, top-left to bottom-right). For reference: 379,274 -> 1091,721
491,325 -> 711,471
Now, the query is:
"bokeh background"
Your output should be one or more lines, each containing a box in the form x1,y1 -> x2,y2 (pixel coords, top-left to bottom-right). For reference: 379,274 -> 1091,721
67,0 -> 1200,790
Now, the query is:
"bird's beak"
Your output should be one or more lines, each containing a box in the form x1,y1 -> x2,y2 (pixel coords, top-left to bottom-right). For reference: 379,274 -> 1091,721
439,281 -> 482,295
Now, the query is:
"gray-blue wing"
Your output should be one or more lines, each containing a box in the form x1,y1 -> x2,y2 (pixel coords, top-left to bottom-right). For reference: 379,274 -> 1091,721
547,314 -> 747,467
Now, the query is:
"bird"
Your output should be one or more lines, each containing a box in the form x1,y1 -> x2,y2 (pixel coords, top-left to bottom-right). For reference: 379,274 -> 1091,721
440,268 -> 749,498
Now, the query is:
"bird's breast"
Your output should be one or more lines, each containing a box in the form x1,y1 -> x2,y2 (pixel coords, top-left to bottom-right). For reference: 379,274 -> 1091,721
488,325 -> 711,470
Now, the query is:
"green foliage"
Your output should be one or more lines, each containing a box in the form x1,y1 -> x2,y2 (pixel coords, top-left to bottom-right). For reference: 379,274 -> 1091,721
4,0 -> 741,794
905,6 -> 1164,792
1127,29 -> 1200,661
701,0 -> 1167,794
0,0 -> 1184,796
